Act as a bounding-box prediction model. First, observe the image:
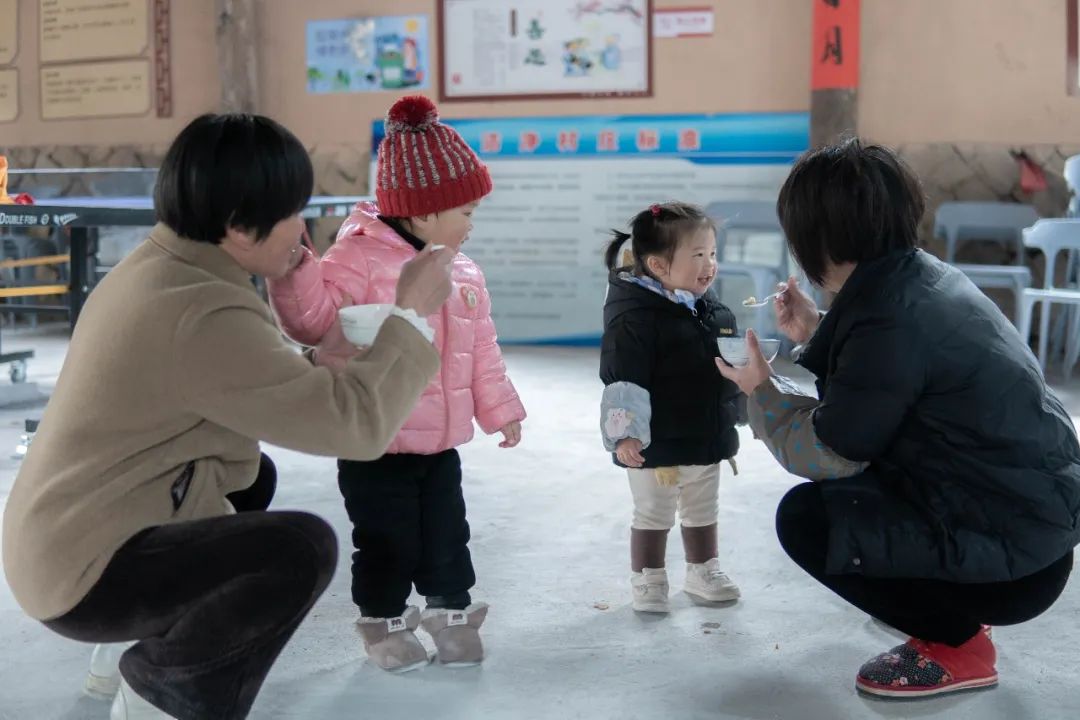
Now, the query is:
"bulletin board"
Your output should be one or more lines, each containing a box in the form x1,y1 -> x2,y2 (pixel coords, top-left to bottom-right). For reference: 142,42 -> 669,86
0,68 -> 16,122
438,0 -> 652,101
371,111 -> 810,343
0,0 -> 16,65
306,15 -> 430,93
0,0 -> 15,122
39,0 -> 150,64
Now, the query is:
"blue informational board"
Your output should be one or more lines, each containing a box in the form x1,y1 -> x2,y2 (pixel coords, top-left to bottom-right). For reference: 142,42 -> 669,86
370,112 -> 809,343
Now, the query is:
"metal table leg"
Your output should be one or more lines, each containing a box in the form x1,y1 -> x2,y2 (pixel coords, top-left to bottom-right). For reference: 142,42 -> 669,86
68,226 -> 96,328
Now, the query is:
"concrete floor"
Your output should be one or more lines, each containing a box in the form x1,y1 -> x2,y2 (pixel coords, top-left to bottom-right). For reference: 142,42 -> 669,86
0,326 -> 1078,720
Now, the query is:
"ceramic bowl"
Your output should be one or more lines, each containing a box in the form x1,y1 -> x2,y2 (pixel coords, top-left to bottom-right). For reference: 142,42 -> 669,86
717,336 -> 781,368
338,304 -> 394,346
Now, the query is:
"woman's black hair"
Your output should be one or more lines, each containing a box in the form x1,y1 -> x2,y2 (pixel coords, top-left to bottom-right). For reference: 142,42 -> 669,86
604,201 -> 715,274
777,138 -> 925,286
154,113 -> 314,244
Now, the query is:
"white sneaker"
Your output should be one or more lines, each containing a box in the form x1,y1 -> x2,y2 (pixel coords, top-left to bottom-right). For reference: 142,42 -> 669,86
684,558 -> 740,602
631,567 -> 670,613
85,642 -> 135,700
110,679 -> 176,719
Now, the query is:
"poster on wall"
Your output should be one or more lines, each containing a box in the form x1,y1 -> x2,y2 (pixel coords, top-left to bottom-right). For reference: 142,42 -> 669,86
439,0 -> 652,101
40,59 -> 151,120
39,0 -> 149,64
306,15 -> 429,94
0,0 -> 17,65
371,112 -> 808,343
0,69 -> 17,122
812,0 -> 859,90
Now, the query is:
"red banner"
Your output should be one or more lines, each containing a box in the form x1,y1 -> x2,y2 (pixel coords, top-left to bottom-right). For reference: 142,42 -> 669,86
811,0 -> 860,90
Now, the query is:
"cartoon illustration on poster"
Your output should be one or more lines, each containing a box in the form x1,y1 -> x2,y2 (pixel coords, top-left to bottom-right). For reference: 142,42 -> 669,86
306,15 -> 428,93
442,0 -> 648,98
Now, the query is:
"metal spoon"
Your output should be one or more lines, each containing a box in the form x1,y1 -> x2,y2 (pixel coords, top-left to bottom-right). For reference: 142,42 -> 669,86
741,290 -> 783,308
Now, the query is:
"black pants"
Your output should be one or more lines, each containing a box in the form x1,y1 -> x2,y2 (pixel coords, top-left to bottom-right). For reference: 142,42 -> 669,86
775,482 -> 1074,647
338,449 -> 475,618
44,455 -> 338,720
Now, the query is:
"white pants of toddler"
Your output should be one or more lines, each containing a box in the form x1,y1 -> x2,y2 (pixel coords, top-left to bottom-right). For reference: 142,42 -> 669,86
626,463 -> 720,530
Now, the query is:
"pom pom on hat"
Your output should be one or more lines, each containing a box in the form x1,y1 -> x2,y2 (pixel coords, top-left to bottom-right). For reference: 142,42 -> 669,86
386,95 -> 439,133
375,94 -> 493,217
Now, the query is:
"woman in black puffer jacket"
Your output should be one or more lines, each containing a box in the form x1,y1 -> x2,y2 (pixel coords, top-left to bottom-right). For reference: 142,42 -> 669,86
719,139 -> 1080,700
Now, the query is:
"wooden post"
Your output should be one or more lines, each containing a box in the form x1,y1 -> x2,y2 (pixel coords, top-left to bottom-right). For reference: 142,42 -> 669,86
215,0 -> 260,113
810,0 -> 860,148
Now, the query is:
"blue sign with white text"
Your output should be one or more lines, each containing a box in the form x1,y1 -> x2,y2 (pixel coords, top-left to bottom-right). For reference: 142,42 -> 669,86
372,112 -> 809,164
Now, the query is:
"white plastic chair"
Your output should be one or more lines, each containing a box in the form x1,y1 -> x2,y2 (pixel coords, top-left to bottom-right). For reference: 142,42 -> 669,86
704,201 -> 793,338
1017,219 -> 1080,376
934,201 -> 1039,325
934,201 -> 1040,264
953,265 -> 1031,325
1065,155 -> 1080,217
1055,155 -> 1080,368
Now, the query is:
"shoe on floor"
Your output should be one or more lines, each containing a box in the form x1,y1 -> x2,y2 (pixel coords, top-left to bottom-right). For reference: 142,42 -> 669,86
684,558 -> 740,603
110,679 -> 176,719
631,567 -> 670,613
85,642 -> 135,700
421,602 -> 489,666
355,606 -> 430,673
856,631 -> 998,699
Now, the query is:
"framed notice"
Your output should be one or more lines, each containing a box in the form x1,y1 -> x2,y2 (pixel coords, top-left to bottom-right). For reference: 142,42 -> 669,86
40,0 -> 149,64
0,68 -> 17,122
40,59 -> 151,120
438,0 -> 652,101
654,7 -> 714,38
0,0 -> 17,65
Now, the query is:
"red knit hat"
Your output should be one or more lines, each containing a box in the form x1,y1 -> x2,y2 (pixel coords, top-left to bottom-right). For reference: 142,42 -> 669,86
375,96 -> 493,217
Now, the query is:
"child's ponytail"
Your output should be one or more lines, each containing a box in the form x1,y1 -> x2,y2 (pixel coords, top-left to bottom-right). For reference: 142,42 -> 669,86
604,230 -> 633,270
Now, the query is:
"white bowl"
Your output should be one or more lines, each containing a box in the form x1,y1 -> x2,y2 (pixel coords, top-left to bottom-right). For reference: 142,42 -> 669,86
717,337 -> 781,368
338,304 -> 394,346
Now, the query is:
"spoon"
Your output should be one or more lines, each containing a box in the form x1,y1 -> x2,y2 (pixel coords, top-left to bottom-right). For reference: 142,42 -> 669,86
741,289 -> 783,308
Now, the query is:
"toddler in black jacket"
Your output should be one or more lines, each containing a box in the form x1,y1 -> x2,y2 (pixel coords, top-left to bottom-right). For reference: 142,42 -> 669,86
599,201 -> 744,613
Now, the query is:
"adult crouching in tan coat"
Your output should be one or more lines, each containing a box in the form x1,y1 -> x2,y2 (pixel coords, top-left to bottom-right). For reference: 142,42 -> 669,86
1,114 -> 457,720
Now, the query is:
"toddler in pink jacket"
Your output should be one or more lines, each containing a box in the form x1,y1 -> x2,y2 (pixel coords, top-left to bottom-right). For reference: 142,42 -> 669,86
268,96 -> 525,673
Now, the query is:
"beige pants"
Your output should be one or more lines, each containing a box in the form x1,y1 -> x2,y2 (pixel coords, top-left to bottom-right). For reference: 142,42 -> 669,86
626,464 -> 720,530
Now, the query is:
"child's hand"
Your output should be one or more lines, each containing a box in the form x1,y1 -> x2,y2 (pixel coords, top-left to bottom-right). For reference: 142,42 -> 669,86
616,438 -> 645,468
498,421 -> 522,448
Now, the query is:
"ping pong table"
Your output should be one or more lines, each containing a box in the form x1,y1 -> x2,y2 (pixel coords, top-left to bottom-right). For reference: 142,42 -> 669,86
0,195 -> 366,325
0,195 -> 365,382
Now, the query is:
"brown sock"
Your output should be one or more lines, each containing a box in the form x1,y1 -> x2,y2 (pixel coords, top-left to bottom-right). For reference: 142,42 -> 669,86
630,528 -> 669,572
682,523 -> 718,564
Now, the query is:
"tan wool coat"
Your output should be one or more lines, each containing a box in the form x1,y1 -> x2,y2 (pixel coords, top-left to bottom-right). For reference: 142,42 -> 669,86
2,224 -> 439,621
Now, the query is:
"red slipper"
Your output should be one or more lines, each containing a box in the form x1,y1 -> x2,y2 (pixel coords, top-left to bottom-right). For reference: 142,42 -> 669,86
856,630 -> 998,699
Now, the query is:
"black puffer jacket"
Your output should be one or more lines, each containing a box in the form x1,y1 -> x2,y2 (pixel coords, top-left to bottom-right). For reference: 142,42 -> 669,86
799,249 -> 1080,583
600,273 -> 741,468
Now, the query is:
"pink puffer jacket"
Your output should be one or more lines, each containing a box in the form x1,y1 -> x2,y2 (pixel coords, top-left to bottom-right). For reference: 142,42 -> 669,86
267,202 -> 525,455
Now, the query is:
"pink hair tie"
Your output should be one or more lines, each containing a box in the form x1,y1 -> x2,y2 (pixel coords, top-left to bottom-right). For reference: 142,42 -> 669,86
650,204 -> 661,217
